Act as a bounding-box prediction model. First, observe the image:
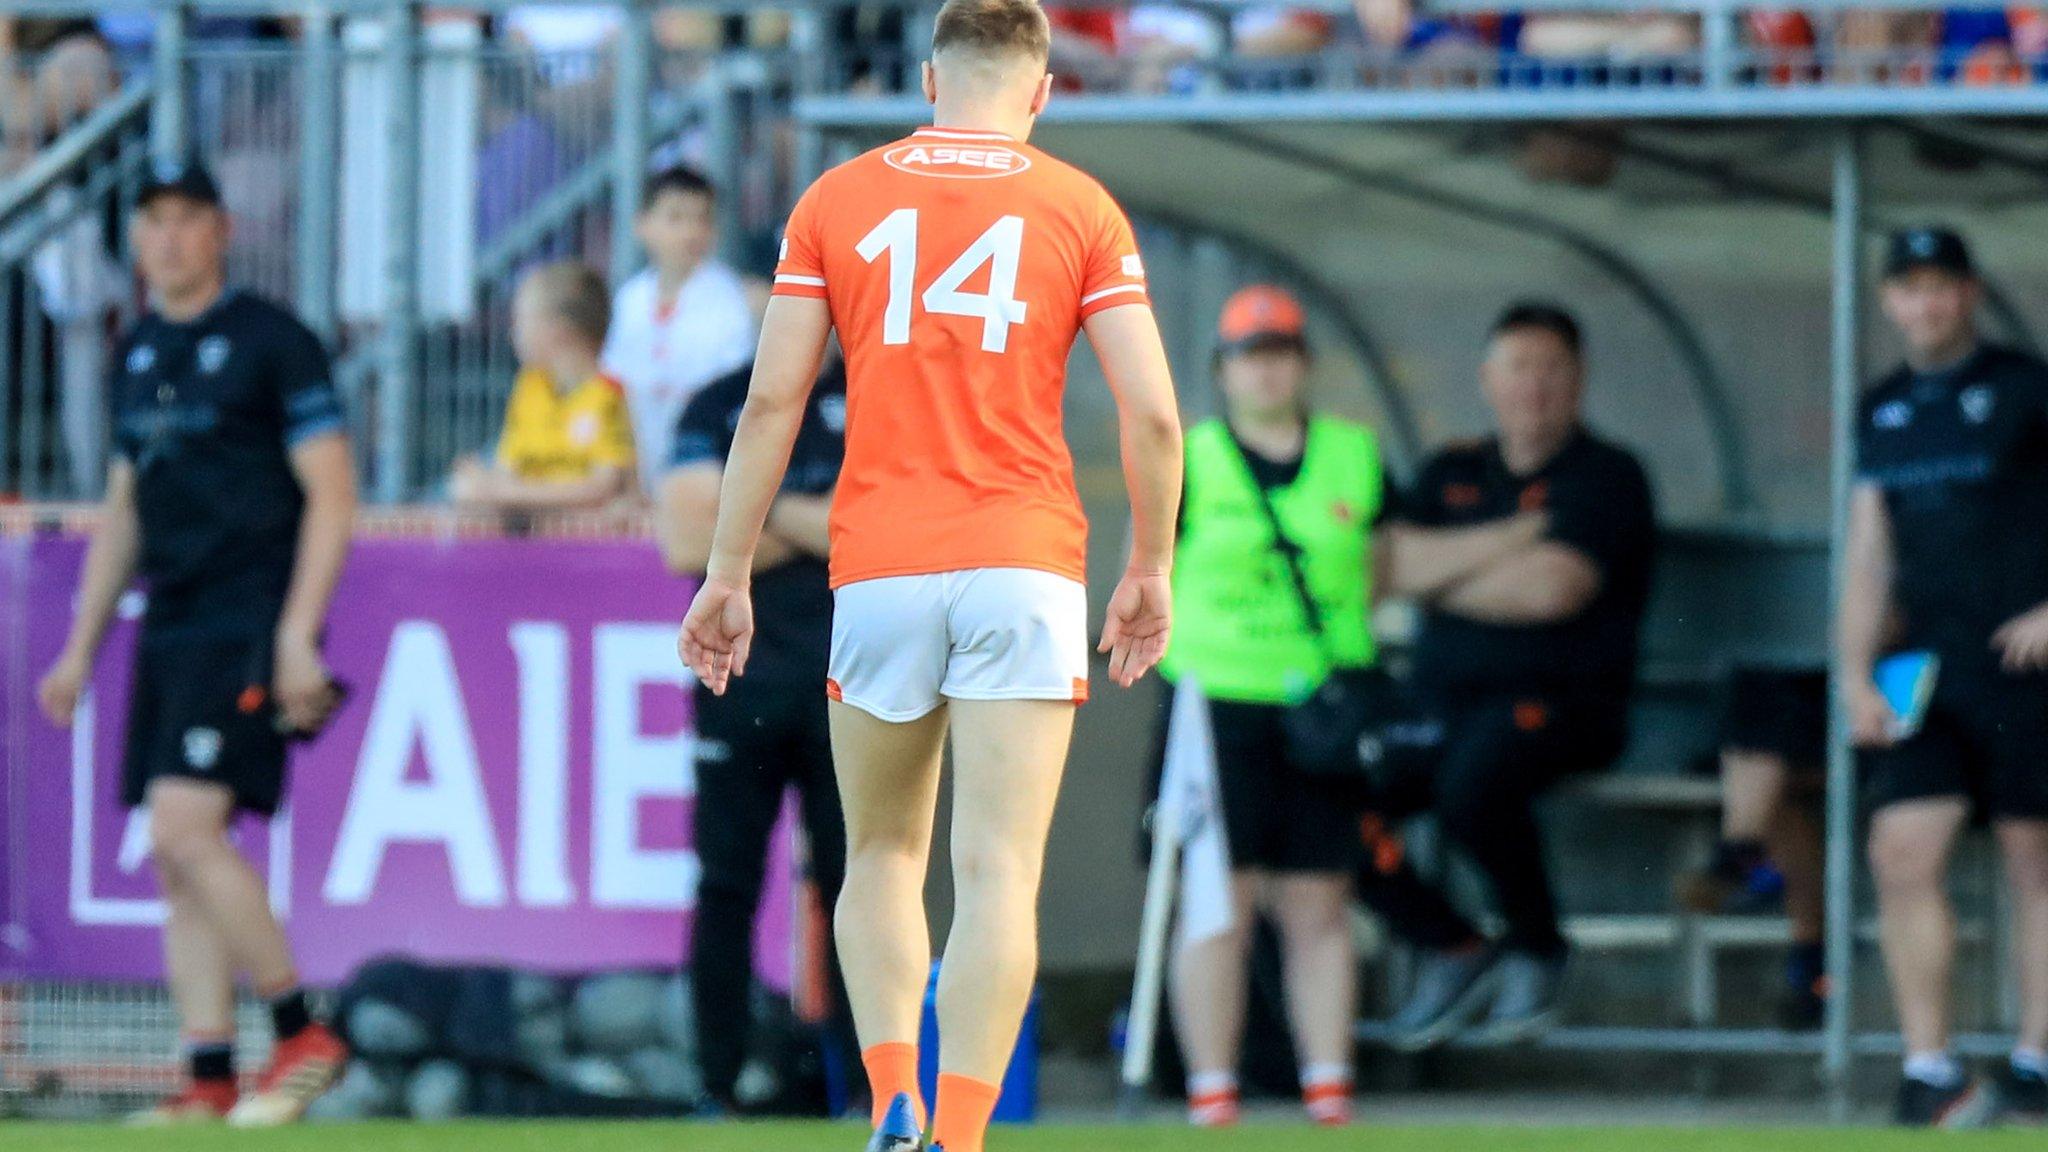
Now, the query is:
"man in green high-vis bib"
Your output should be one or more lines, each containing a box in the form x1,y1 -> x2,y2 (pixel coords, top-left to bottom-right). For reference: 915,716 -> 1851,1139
1153,286 -> 1547,1127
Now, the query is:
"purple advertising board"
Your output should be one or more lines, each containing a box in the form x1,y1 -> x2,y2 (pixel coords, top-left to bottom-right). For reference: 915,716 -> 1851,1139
0,531 -> 795,990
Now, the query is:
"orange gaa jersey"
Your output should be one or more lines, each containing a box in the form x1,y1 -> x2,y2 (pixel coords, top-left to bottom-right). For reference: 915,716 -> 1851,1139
771,126 -> 1152,588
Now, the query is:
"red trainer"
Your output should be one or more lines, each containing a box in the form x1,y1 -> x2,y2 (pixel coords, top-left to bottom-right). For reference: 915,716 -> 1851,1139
127,1080 -> 237,1126
226,1022 -> 348,1127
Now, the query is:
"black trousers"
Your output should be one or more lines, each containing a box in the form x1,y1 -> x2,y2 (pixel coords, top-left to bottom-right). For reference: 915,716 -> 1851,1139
1375,693 -> 1627,959
689,676 -> 853,1104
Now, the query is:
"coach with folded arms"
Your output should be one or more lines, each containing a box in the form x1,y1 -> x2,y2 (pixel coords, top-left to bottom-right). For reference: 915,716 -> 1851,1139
1844,227 -> 2048,1127
36,161 -> 355,1127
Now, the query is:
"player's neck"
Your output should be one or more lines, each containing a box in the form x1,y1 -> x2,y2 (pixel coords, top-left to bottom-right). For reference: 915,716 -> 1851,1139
654,259 -> 701,303
547,350 -> 601,392
1230,409 -> 1306,462
1906,331 -> 1977,375
928,102 -> 1031,143
154,274 -> 226,323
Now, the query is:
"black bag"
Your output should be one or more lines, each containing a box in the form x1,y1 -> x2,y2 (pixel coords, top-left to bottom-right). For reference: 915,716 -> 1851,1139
1236,440 -> 1445,788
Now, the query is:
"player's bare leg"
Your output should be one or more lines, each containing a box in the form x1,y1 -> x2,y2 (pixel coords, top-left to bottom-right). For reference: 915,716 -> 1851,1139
1169,874 -> 1257,1125
147,780 -> 297,992
829,701 -> 949,1135
929,699 -> 1075,1152
147,778 -> 344,1126
1270,873 -> 1357,1124
1998,821 -> 2048,1057
132,829 -> 238,1126
1870,799 -> 1968,1067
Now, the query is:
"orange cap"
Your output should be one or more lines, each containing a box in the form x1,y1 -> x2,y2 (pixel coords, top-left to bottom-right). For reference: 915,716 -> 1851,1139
1218,284 -> 1307,350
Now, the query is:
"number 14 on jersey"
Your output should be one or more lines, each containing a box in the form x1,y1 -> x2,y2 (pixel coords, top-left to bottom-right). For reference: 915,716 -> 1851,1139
857,210 -> 1029,354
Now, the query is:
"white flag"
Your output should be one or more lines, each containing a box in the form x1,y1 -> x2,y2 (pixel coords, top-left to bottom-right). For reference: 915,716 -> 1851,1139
1159,680 -> 1233,948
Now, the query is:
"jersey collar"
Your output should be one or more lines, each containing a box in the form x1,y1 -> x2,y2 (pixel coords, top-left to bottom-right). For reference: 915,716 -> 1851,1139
911,127 -> 1018,143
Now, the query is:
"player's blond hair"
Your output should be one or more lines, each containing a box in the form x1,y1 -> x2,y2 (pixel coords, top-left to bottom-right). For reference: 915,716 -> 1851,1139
518,261 -> 611,349
931,0 -> 1051,66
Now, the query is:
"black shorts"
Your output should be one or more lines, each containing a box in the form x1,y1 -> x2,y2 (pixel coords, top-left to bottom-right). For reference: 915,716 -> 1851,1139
1721,666 -> 1829,771
120,633 -> 288,817
1862,670 -> 2048,822
1149,688 -> 1362,874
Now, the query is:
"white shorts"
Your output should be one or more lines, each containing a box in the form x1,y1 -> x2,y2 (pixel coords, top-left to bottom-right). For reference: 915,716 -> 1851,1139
827,568 -> 1090,723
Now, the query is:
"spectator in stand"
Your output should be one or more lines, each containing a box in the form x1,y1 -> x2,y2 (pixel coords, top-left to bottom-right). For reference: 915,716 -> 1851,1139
1835,10 -> 1938,85
602,166 -> 757,497
1357,0 -> 1523,85
451,261 -> 636,515
1845,227 -> 2048,1127
1380,303 -> 1656,1050
1,17 -> 117,175
1676,667 -> 1830,1030
1513,10 -> 1698,86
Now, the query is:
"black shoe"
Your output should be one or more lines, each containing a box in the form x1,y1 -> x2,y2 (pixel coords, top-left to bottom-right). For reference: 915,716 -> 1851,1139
1775,982 -> 1825,1032
1994,1064 -> 2048,1125
1894,1076 -> 1994,1129
1385,946 -> 1500,1053
1676,842 -> 1782,916
1467,951 -> 1566,1046
865,1092 -> 923,1152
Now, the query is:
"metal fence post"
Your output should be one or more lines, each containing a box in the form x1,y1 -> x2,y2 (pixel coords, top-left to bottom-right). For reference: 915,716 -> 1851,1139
379,0 -> 423,503
1703,0 -> 1740,90
790,5 -> 830,189
297,5 -> 342,342
610,0 -> 654,289
1823,124 -> 1867,1123
151,2 -> 191,164
704,60 -> 745,269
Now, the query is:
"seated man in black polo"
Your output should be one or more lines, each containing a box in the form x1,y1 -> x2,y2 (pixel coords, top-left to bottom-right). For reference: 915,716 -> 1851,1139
1380,301 -> 1657,1050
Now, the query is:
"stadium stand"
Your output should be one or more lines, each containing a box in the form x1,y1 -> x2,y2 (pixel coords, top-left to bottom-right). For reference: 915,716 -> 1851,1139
6,0 -> 2048,1128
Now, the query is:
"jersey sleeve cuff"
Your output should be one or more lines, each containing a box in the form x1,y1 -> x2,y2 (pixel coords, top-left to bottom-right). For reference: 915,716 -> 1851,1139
771,272 -> 828,300
1079,283 -> 1150,320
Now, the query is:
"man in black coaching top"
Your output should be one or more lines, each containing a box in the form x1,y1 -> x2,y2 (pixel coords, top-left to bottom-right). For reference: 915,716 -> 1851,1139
35,162 -> 357,1126
659,352 -> 856,1115
1843,227 -> 2048,1128
1379,301 -> 1657,1053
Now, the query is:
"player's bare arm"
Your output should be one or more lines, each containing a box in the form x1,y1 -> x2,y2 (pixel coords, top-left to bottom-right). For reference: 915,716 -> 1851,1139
1430,541 -> 1602,625
1841,482 -> 1903,746
1084,301 -> 1183,688
277,432 -> 358,733
37,459 -> 141,727
456,460 -> 631,513
657,463 -> 798,575
1379,512 -> 1548,602
679,294 -> 832,693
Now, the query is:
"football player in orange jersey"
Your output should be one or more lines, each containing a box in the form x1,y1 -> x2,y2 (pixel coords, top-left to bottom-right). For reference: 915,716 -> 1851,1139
678,4 -> 1181,1149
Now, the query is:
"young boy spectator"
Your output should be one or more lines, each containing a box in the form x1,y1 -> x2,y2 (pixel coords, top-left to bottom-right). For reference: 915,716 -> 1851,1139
1677,666 -> 1830,1030
602,166 -> 757,496
452,261 -> 635,513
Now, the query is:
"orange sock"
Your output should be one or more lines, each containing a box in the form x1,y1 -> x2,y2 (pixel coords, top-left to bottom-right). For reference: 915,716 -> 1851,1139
862,1042 -> 924,1131
930,1072 -> 1001,1152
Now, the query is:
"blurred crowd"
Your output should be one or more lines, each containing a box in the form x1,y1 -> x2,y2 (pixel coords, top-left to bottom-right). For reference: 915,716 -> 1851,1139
12,2 -> 2048,178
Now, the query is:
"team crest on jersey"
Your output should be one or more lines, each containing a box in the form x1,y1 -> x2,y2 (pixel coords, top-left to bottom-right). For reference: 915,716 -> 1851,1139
183,727 -> 223,770
1873,399 -> 1914,430
127,344 -> 156,374
197,335 -> 232,375
1960,384 -> 1996,425
883,144 -> 1032,180
819,395 -> 847,435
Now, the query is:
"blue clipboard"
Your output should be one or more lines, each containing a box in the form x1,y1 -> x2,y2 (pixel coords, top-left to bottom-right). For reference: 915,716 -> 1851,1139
1875,651 -> 1940,740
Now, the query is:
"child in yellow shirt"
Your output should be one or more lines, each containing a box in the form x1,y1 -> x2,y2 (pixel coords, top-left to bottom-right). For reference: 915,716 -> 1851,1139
453,261 -> 636,512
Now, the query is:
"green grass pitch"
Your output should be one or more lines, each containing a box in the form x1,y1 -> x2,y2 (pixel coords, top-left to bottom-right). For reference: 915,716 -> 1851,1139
5,1123 -> 2045,1152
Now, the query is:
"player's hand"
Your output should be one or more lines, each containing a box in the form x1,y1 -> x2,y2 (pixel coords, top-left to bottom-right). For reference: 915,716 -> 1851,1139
1992,602 -> 2048,674
1849,680 -> 1901,749
274,632 -> 341,735
1100,568 -> 1172,688
36,649 -> 91,727
680,577 -> 754,695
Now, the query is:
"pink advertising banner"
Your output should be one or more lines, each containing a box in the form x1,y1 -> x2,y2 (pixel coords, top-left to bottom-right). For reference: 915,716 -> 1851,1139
0,531 -> 794,990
